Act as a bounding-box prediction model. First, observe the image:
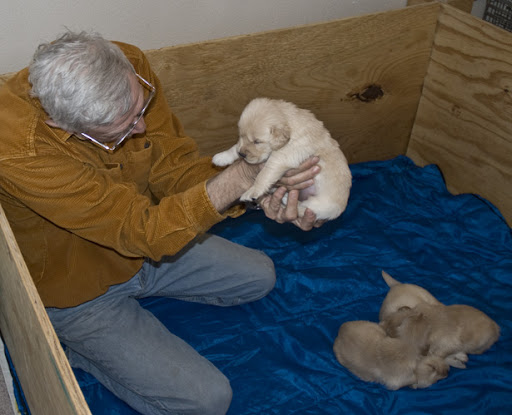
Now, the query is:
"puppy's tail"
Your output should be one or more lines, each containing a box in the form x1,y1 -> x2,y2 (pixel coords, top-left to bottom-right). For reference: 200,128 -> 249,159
381,270 -> 401,287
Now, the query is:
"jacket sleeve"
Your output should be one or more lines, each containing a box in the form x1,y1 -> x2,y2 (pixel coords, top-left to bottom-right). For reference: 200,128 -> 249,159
0,147 -> 244,261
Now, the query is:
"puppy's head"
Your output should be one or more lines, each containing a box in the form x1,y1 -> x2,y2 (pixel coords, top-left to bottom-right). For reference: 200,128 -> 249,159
237,98 -> 291,164
412,356 -> 449,389
380,307 -> 431,354
380,306 -> 417,337
379,271 -> 442,321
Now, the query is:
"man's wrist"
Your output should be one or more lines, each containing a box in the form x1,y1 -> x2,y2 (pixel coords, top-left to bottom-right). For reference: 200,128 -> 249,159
206,160 -> 255,213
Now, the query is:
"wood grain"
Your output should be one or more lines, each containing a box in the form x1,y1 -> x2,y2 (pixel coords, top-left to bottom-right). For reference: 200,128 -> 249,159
407,0 -> 474,13
0,204 -> 91,415
146,4 -> 440,163
407,5 -> 512,226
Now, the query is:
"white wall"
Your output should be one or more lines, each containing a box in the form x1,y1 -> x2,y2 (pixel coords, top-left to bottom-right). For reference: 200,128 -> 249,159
1,0 -> 486,75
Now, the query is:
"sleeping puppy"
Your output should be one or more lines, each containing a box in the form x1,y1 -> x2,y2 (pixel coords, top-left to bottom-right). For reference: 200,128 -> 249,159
379,271 -> 442,321
333,320 -> 449,390
380,302 -> 500,369
212,97 -> 352,220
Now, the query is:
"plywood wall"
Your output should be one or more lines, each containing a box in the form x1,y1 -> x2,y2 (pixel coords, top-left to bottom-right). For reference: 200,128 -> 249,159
407,0 -> 474,13
407,5 -> 512,226
146,4 -> 440,163
0,203 -> 91,415
1,6 -> 441,166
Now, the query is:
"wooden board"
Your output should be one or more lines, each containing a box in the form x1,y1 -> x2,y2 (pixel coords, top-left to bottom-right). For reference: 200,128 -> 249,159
407,5 -> 512,226
407,0 -> 474,13
146,4 -> 441,163
0,203 -> 91,415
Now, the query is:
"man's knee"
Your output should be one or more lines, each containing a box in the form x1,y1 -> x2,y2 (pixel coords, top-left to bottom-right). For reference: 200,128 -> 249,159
241,250 -> 276,302
193,373 -> 233,415
143,367 -> 232,415
258,254 -> 276,296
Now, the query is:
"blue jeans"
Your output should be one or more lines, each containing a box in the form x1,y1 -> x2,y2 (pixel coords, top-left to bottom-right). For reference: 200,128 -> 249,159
46,234 -> 276,415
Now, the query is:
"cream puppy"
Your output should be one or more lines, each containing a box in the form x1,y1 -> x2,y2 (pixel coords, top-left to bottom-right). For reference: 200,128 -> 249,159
212,97 -> 352,220
380,302 -> 500,369
379,271 -> 442,321
333,320 -> 449,390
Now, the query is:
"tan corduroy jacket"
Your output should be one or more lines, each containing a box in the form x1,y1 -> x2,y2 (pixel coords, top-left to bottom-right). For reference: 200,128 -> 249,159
0,41 -> 244,308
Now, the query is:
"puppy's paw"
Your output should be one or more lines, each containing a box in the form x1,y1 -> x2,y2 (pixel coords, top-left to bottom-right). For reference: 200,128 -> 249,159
212,151 -> 235,167
445,352 -> 468,369
240,187 -> 265,202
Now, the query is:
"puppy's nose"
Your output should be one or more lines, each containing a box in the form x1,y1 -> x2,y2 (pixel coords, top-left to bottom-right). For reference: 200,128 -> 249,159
238,151 -> 246,159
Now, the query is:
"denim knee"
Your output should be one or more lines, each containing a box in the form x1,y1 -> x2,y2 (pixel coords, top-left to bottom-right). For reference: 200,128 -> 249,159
256,251 -> 276,292
192,372 -> 233,415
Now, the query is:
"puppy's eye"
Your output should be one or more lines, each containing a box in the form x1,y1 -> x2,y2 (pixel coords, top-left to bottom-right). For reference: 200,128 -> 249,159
253,139 -> 261,145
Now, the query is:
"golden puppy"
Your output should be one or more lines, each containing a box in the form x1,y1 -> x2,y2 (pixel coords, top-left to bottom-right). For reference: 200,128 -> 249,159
212,97 -> 352,220
380,302 -> 500,369
333,320 -> 449,390
379,271 -> 442,321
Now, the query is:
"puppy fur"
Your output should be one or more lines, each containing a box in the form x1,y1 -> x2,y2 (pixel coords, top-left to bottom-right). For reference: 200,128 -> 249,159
333,320 -> 449,390
379,272 -> 500,368
212,97 -> 352,220
379,271 -> 442,321
380,302 -> 500,368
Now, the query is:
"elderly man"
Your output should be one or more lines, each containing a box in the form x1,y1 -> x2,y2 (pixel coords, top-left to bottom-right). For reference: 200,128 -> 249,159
0,31 -> 321,414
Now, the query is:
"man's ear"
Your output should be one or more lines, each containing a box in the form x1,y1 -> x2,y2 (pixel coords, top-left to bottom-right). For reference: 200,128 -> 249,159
45,119 -> 60,128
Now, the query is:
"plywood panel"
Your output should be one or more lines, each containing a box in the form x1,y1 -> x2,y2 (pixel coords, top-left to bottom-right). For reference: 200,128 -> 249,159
146,3 -> 441,163
407,0 -> 474,13
407,5 -> 512,226
0,203 -> 91,415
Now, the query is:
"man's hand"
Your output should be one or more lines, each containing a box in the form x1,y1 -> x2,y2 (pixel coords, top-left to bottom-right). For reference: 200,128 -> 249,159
206,155 -> 323,231
259,187 -> 325,231
275,156 -> 320,191
258,157 -> 325,231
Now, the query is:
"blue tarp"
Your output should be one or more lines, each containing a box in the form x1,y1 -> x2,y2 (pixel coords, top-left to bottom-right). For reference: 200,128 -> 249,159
74,156 -> 512,414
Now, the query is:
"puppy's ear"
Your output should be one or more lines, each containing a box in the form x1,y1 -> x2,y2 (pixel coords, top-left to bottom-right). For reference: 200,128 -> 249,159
404,311 -> 423,323
270,124 -> 291,148
427,360 -> 449,378
381,309 -> 422,337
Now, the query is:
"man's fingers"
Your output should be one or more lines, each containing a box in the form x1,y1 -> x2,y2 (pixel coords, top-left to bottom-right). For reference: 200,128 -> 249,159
270,187 -> 287,211
294,208 -> 316,231
282,156 -> 319,177
259,187 -> 286,222
282,190 -> 299,220
278,166 -> 319,189
313,219 -> 327,228
277,156 -> 320,190
258,186 -> 325,231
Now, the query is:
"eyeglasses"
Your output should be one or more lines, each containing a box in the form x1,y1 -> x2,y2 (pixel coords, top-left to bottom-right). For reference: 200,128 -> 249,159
79,74 -> 156,152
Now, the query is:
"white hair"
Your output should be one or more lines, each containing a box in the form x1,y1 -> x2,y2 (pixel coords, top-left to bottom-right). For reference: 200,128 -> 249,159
29,30 -> 135,133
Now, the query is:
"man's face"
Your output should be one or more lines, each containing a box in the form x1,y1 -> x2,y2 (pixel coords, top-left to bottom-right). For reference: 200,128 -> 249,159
88,73 -> 148,144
